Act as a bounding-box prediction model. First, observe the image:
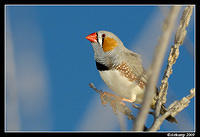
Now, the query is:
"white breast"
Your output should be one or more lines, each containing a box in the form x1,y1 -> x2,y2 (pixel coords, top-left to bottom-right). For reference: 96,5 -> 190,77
99,70 -> 144,104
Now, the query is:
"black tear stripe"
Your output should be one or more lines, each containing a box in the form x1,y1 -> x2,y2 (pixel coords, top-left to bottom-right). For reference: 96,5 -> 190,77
96,32 -> 99,43
102,36 -> 104,46
95,61 -> 110,71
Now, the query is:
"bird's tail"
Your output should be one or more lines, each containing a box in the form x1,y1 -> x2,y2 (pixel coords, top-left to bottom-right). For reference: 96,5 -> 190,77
160,104 -> 178,123
152,88 -> 178,123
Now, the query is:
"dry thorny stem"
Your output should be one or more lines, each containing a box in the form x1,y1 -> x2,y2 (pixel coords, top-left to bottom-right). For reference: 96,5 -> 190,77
152,5 -> 194,131
89,5 -> 195,131
154,5 -> 194,120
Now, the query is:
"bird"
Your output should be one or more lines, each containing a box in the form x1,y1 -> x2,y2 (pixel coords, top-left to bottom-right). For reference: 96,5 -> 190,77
86,30 -> 178,123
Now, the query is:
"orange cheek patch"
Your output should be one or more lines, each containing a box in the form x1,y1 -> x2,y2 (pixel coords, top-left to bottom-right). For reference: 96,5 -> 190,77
102,37 -> 118,52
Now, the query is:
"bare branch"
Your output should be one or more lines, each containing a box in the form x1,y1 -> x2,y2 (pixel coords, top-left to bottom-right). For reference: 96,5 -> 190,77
154,5 -> 194,121
149,88 -> 195,131
133,6 -> 181,131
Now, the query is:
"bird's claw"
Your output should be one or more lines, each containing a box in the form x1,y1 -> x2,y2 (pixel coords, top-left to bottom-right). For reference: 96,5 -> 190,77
100,92 -> 126,114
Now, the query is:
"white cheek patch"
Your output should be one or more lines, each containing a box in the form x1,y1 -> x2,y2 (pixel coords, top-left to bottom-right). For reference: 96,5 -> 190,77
98,36 -> 103,47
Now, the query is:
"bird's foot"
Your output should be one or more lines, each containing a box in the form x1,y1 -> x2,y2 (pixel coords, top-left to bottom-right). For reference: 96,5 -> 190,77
100,92 -> 133,114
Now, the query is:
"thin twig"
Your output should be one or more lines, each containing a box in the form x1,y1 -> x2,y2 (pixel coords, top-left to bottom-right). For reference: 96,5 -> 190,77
154,5 -> 194,121
133,6 -> 181,131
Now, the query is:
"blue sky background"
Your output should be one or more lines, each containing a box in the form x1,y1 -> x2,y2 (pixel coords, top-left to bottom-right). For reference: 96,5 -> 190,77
5,5 -> 195,132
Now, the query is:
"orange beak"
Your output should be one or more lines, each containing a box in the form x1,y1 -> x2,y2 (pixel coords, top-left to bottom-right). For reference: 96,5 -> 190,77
86,32 -> 97,42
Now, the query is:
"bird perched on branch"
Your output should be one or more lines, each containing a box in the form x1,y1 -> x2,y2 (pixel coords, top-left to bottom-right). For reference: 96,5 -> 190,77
86,30 -> 177,123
